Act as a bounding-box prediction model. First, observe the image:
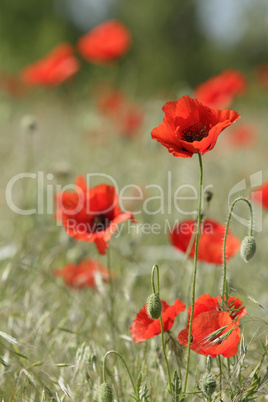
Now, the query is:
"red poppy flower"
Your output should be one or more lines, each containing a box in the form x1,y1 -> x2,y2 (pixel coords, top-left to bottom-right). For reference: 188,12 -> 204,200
96,87 -> 144,138
130,299 -> 186,343
252,182 -> 268,210
194,69 -> 246,109
151,95 -> 240,158
186,294 -> 246,324
55,176 -> 135,255
55,259 -> 112,288
77,20 -> 132,64
255,64 -> 268,89
97,87 -> 125,115
0,70 -> 27,97
226,123 -> 257,148
21,43 -> 80,87
177,294 -> 246,358
178,310 -> 241,358
169,219 -> 241,265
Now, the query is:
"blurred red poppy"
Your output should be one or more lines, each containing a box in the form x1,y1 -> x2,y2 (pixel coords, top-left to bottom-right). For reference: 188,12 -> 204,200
21,43 -> 80,87
177,294 -> 246,358
77,20 -> 132,64
130,299 -> 186,343
151,95 -> 240,158
55,176 -> 135,255
255,64 -> 268,89
55,259 -> 112,288
0,71 -> 27,97
225,123 -> 257,148
252,182 -> 268,210
169,219 -> 240,264
194,69 -> 246,109
96,87 -> 144,138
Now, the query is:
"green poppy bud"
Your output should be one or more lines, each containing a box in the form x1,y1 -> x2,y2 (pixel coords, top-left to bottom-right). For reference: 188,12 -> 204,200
200,372 -> 216,397
98,382 -> 113,402
240,235 -> 256,262
146,293 -> 162,320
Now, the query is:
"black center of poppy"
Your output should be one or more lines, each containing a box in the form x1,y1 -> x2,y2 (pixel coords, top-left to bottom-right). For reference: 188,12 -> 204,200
91,214 -> 110,232
182,124 -> 208,143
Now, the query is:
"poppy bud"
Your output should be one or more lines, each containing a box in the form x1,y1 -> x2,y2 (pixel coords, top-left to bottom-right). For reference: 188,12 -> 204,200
200,372 -> 217,397
146,293 -> 162,319
98,382 -> 113,402
205,190 -> 213,203
240,235 -> 256,262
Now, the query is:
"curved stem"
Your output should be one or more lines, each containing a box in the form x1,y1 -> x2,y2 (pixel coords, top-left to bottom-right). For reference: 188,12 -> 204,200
102,350 -> 136,393
151,264 -> 160,294
183,153 -> 203,396
222,197 -> 254,305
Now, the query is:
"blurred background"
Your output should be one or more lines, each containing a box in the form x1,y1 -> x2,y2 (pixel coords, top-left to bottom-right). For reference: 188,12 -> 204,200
1,0 -> 268,96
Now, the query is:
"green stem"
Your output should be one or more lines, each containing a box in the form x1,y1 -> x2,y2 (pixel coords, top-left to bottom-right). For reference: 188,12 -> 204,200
183,153 -> 203,396
151,265 -> 172,394
107,248 -> 115,339
222,197 -> 254,305
102,350 -> 136,393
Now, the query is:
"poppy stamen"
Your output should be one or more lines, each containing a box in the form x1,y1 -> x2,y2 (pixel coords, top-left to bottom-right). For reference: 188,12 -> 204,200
182,123 -> 208,143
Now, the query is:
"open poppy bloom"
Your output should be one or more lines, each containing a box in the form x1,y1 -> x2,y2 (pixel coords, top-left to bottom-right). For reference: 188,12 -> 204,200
252,182 -> 268,210
55,176 -> 135,254
177,294 -> 246,358
21,43 -> 80,87
170,219 -> 241,265
186,294 -> 246,324
130,299 -> 186,343
55,259 -> 112,288
77,20 -> 132,64
151,95 -> 240,158
194,69 -> 246,109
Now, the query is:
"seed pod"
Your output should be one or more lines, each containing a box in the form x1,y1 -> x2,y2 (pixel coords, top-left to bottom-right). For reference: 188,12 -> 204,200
98,382 -> 113,402
146,293 -> 162,319
200,372 -> 217,397
240,235 -> 256,262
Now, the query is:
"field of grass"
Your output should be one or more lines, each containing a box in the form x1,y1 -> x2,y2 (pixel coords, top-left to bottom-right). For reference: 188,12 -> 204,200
0,87 -> 268,401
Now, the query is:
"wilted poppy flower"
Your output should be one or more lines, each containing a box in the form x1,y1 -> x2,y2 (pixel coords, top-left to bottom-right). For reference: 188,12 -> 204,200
21,43 -> 80,87
252,182 -> 268,210
77,20 -> 131,64
130,299 -> 186,343
55,176 -> 135,254
194,69 -> 246,109
151,95 -> 240,158
170,219 -> 241,264
177,294 -> 246,358
55,259 -> 112,288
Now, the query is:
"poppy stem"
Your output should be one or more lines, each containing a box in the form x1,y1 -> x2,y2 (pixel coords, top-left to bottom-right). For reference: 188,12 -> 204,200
151,264 -> 160,294
102,350 -> 136,395
222,197 -> 254,305
151,264 -> 173,394
107,247 -> 115,339
183,153 -> 203,396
